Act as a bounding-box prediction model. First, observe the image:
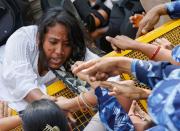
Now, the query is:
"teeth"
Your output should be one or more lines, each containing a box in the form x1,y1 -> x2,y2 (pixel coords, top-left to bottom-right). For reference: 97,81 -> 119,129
51,58 -> 61,62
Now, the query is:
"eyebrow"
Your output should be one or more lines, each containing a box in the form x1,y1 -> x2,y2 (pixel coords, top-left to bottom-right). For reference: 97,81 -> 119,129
48,36 -> 69,41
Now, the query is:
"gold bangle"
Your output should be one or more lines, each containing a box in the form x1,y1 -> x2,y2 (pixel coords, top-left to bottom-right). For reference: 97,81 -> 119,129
80,92 -> 95,109
79,92 -> 91,109
76,96 -> 87,112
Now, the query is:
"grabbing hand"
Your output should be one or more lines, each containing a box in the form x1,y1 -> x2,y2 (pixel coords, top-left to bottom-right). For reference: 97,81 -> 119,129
72,57 -> 132,81
106,35 -> 137,52
100,80 -> 149,100
136,4 -> 165,37
71,61 -> 101,88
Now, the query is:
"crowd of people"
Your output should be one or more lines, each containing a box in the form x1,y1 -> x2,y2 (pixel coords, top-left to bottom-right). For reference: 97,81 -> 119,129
0,0 -> 179,131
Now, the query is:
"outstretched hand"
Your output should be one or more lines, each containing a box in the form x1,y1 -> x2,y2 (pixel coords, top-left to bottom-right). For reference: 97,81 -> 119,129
136,4 -> 166,38
72,57 -> 132,81
106,35 -> 138,52
99,80 -> 150,100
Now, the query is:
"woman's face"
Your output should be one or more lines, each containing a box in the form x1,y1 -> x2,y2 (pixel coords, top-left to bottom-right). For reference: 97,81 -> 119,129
43,23 -> 72,69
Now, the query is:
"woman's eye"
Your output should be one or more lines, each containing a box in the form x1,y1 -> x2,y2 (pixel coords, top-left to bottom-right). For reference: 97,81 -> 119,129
49,41 -> 57,45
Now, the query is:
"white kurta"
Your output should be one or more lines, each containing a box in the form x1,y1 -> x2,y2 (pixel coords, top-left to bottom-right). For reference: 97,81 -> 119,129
0,25 -> 99,111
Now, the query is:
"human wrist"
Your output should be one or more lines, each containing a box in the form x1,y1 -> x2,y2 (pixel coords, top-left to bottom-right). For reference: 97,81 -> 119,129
130,41 -> 144,51
117,57 -> 133,74
154,4 -> 167,16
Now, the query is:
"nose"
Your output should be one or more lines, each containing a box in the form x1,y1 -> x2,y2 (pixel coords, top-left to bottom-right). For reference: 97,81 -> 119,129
55,44 -> 64,56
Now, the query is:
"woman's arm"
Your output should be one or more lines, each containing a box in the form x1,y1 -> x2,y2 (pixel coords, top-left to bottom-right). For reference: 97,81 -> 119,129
0,116 -> 22,131
106,35 -> 178,65
56,89 -> 97,112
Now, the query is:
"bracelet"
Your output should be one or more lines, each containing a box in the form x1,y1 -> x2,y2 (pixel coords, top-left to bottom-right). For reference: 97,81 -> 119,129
76,96 -> 87,112
150,46 -> 161,60
79,92 -> 94,109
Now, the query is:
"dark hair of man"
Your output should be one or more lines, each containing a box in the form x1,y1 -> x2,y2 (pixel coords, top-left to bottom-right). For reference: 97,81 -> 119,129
38,7 -> 86,73
21,99 -> 70,131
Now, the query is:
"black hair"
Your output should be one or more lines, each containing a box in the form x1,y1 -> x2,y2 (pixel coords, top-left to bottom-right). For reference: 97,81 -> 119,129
21,99 -> 70,131
38,7 -> 86,72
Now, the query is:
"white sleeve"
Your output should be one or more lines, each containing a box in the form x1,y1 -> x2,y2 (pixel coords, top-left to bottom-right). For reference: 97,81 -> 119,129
84,48 -> 99,61
2,29 -> 39,101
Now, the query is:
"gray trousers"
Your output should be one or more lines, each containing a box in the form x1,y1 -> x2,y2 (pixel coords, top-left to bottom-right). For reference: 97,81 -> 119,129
84,112 -> 106,131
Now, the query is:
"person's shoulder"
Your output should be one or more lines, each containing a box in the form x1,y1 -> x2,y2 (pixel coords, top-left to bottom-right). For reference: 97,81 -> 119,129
8,25 -> 38,39
5,25 -> 38,48
18,25 -> 38,35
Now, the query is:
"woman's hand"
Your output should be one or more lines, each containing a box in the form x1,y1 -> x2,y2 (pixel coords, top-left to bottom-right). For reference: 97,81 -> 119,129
72,57 -> 133,81
106,35 -> 139,52
71,61 -> 89,81
71,61 -> 101,88
0,101 -> 12,118
100,80 -> 150,100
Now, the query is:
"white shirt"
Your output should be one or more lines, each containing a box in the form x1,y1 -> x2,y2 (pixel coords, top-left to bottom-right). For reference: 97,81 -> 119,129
0,25 -> 99,111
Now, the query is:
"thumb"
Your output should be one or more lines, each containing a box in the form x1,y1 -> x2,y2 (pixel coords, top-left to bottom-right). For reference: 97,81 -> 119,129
106,36 -> 113,43
141,22 -> 153,35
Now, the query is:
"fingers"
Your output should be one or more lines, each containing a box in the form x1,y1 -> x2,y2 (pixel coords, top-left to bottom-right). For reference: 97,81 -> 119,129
99,81 -> 114,90
128,100 -> 137,115
72,59 -> 97,74
111,43 -> 121,53
106,36 -> 119,46
136,23 -> 144,38
71,61 -> 84,71
116,80 -> 134,85
141,22 -> 151,35
105,36 -> 113,43
90,72 -> 109,82
106,36 -> 121,52
67,112 -> 76,124
108,91 -> 117,96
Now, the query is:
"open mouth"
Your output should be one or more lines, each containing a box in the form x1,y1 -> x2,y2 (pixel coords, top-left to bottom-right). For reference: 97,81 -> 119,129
50,58 -> 62,65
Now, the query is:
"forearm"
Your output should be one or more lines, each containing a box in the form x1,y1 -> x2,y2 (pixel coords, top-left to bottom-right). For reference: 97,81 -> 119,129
132,41 -> 172,61
24,88 -> 44,103
116,95 -> 132,113
57,90 -> 97,112
0,116 -> 22,130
